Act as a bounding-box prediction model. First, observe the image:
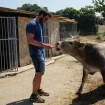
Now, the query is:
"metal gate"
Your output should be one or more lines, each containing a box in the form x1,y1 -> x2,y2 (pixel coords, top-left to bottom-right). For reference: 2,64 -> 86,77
43,23 -> 51,58
0,17 -> 18,72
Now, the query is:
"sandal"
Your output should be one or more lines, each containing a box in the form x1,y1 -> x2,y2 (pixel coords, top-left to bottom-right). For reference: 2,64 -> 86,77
29,94 -> 45,103
37,89 -> 50,96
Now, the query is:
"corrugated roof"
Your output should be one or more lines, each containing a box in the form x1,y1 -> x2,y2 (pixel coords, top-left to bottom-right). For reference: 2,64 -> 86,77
52,15 -> 75,23
0,7 -> 75,22
0,7 -> 38,16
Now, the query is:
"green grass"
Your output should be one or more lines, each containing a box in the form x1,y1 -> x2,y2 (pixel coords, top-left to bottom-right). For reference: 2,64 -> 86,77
96,32 -> 103,35
96,31 -> 105,40
102,32 -> 105,37
96,35 -> 101,40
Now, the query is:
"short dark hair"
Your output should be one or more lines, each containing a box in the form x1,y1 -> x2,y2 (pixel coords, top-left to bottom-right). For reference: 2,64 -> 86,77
38,10 -> 52,18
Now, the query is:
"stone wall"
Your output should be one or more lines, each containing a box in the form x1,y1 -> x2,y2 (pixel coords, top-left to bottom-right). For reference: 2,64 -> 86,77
18,16 -> 32,67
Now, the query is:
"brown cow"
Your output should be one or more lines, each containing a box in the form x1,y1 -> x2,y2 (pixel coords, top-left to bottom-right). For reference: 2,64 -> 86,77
56,39 -> 105,95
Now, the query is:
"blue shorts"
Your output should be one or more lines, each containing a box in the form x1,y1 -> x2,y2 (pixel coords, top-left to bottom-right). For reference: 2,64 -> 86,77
31,54 -> 45,74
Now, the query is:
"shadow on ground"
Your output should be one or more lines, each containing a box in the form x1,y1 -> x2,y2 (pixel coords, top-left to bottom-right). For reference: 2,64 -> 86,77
7,99 -> 33,105
71,85 -> 105,105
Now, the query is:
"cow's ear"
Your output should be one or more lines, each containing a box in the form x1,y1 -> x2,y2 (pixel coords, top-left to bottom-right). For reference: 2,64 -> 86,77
78,42 -> 85,50
73,35 -> 80,40
74,40 -> 80,46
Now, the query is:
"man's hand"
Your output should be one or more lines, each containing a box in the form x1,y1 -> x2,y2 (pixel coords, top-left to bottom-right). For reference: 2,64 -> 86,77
44,44 -> 56,50
26,33 -> 56,49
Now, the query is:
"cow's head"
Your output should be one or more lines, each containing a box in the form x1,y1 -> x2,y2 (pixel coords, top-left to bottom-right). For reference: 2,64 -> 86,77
56,40 -> 78,53
56,39 -> 86,55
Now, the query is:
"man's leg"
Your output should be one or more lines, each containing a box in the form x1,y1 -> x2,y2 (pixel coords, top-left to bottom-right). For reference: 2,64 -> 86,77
32,73 -> 43,94
36,73 -> 49,96
30,55 -> 45,103
37,73 -> 44,90
30,73 -> 45,103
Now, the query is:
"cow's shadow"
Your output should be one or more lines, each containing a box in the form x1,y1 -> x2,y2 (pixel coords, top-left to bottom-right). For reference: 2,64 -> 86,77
7,99 -> 33,105
71,85 -> 105,105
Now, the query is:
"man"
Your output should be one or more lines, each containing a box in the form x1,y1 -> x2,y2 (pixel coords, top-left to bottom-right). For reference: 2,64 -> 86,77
26,10 -> 55,103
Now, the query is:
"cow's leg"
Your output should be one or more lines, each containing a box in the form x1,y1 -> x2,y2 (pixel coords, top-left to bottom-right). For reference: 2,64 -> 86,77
76,68 -> 88,95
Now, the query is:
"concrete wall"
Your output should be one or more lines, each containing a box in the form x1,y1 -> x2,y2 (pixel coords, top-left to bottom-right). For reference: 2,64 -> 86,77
18,17 -> 32,67
47,20 -> 60,56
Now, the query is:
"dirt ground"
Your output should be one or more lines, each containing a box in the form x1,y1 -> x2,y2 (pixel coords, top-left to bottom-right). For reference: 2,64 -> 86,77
0,55 -> 105,105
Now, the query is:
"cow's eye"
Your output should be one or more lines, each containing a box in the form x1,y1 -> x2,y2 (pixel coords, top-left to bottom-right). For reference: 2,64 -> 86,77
69,42 -> 73,45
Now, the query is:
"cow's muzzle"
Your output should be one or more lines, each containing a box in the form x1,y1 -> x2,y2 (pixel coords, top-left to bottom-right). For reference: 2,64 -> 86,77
55,42 -> 61,51
56,48 -> 60,51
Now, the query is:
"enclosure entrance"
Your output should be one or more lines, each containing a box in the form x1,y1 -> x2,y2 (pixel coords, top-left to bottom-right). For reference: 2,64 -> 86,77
0,17 -> 18,72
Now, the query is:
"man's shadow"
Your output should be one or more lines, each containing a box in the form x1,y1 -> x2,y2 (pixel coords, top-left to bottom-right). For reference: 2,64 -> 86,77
71,85 -> 105,105
7,99 -> 33,105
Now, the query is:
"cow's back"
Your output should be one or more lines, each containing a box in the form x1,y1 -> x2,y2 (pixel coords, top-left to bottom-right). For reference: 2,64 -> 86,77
83,43 -> 105,69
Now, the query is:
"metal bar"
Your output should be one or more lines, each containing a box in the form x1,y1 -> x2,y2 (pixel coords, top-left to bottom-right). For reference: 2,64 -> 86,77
12,18 -> 15,70
0,18 -> 3,71
12,19 -> 16,70
44,23 -> 46,57
0,17 -> 16,18
0,38 -> 17,40
3,18 -> 5,71
8,18 -> 12,70
13,18 -> 18,71
50,21 -> 52,57
11,18 -> 14,70
4,18 -> 8,71
7,18 -> 10,71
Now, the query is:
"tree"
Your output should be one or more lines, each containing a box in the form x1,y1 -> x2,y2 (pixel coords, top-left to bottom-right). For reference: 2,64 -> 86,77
56,9 -> 64,16
56,6 -> 98,34
63,8 -> 80,20
78,6 -> 98,34
56,8 -> 80,21
17,4 -> 41,12
93,0 -> 105,18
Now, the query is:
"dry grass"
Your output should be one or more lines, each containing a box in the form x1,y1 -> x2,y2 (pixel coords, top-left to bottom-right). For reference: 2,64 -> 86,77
66,25 -> 105,43
98,25 -> 105,33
